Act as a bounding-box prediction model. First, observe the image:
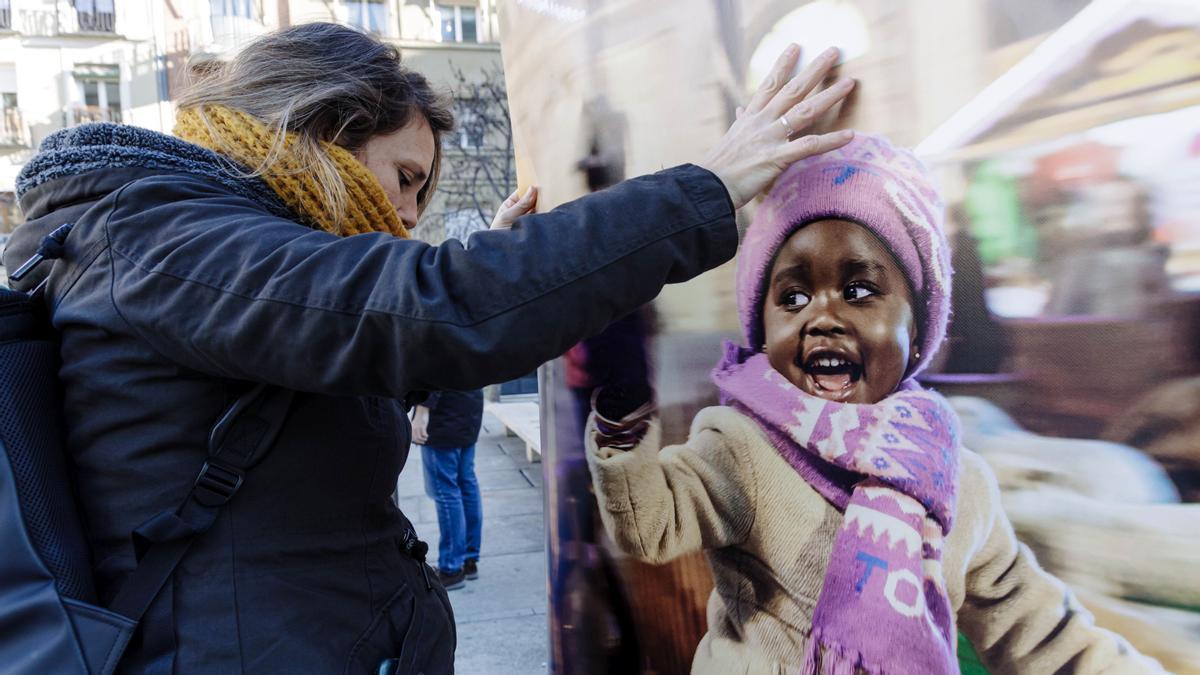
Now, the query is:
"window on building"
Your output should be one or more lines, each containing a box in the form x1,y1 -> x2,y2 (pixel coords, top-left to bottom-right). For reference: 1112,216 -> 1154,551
74,64 -> 121,124
454,108 -> 486,150
73,0 -> 116,33
437,4 -> 480,43
345,0 -> 387,34
0,63 -> 22,146
0,0 -> 12,31
460,8 -> 477,42
211,0 -> 254,18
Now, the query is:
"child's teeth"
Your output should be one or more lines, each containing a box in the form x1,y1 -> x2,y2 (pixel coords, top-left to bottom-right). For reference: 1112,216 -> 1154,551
809,355 -> 854,369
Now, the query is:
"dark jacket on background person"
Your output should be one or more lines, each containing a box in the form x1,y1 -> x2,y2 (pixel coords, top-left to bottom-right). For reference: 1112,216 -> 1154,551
423,390 -> 484,449
2,125 -> 736,674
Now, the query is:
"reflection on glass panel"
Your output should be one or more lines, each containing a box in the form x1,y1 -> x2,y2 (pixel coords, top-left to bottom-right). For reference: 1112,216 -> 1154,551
499,2 -> 1200,673
104,81 -> 120,117
437,5 -> 457,42
346,0 -> 386,34
75,0 -> 115,31
81,81 -> 99,108
211,0 -> 254,18
461,8 -> 478,43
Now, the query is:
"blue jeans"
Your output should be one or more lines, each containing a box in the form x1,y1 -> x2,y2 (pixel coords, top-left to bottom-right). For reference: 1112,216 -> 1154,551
421,444 -> 482,573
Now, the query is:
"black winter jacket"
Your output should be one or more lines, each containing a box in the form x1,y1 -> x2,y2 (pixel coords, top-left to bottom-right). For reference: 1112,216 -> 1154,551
3,158 -> 735,673
421,390 -> 484,449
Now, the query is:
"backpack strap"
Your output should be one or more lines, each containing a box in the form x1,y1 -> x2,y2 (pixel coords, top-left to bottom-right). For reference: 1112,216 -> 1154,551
108,383 -> 295,623
8,222 -> 74,298
12,222 -> 296,672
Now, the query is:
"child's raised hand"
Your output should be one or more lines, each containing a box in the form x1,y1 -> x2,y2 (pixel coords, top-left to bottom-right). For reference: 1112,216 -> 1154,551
700,45 -> 855,209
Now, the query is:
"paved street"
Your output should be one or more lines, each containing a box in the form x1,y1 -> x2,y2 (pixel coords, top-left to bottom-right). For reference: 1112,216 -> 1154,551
395,412 -> 550,674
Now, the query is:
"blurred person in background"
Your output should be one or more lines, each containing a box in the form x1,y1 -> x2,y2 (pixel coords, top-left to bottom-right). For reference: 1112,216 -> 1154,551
941,204 -> 1010,374
1045,179 -> 1172,317
412,390 -> 484,591
1,21 -> 856,672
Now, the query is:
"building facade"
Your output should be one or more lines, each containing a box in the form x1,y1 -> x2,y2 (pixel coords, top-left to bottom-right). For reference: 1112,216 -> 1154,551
0,0 -> 163,227
0,0 -> 509,242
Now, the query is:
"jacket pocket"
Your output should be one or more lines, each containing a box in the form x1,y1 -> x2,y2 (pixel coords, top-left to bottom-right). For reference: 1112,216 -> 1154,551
344,580 -> 423,675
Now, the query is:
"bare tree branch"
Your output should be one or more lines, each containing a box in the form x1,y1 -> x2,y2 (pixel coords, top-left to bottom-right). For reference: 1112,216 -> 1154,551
430,63 -> 517,242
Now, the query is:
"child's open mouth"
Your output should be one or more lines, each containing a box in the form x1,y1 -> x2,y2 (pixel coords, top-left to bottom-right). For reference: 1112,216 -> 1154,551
799,349 -> 863,400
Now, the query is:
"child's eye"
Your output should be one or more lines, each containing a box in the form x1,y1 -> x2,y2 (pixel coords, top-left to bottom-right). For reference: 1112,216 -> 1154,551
845,282 -> 877,301
397,172 -> 412,187
781,290 -> 811,309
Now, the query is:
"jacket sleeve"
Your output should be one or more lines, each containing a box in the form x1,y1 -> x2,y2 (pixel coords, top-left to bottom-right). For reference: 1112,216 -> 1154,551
584,414 -> 756,564
422,392 -> 442,411
956,455 -> 1163,674
87,165 -> 735,397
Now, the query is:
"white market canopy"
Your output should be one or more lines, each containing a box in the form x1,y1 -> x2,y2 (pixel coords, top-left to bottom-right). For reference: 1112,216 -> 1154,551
916,0 -> 1200,163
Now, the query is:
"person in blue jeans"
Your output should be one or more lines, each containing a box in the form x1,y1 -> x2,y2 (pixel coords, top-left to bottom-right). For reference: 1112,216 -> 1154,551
413,389 -> 484,590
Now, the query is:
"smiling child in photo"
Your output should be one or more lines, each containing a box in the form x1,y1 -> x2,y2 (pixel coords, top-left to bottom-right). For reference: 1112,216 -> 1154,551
585,134 -> 1160,674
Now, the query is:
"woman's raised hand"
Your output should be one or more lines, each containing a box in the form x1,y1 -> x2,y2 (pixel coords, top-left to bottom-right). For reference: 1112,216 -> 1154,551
490,186 -> 539,230
700,46 -> 855,209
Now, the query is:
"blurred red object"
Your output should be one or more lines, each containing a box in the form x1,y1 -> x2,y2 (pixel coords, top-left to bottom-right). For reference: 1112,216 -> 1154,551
1023,141 -> 1122,207
1036,139 -> 1118,184
1033,141 -> 1120,188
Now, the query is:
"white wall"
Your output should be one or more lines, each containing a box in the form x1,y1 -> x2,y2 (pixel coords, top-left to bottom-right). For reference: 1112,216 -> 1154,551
0,0 -> 499,193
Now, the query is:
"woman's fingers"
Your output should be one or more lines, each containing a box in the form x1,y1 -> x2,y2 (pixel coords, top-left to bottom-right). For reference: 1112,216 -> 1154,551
743,44 -> 800,115
777,77 -> 856,139
520,185 -> 538,207
763,47 -> 841,121
778,129 -> 855,164
509,186 -> 537,214
490,186 -> 538,230
698,44 -> 856,209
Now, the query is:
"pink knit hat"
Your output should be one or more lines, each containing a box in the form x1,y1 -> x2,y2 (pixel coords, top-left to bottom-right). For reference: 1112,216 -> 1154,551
737,133 -> 951,378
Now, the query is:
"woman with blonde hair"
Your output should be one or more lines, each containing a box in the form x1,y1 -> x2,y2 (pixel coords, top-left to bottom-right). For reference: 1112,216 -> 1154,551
4,22 -> 853,674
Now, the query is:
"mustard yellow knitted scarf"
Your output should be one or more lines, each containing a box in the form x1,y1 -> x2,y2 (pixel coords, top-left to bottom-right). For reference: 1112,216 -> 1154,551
174,105 -> 408,238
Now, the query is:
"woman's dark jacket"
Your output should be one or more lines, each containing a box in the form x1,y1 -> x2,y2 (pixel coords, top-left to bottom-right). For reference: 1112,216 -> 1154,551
421,390 -> 484,449
2,125 -> 736,673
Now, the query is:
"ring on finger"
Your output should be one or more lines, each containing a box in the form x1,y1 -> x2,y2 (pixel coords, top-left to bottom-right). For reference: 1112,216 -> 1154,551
779,115 -> 797,138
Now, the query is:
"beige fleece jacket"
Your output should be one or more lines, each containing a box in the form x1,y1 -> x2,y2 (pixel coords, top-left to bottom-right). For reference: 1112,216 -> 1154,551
586,406 -> 1161,674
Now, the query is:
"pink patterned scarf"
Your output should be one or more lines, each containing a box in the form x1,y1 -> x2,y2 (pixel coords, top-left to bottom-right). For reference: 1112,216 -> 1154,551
712,342 -> 961,674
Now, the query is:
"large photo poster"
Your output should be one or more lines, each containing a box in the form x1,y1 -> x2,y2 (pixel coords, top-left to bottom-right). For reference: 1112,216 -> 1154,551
499,0 -> 1200,673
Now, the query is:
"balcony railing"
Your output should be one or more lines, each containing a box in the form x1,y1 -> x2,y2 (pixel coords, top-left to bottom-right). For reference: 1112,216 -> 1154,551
17,7 -> 116,37
0,107 -> 30,147
76,10 -> 115,33
340,1 -> 393,38
72,105 -> 121,125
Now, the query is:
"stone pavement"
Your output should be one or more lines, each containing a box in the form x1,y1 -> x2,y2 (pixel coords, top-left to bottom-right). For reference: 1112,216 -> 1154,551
395,412 -> 550,674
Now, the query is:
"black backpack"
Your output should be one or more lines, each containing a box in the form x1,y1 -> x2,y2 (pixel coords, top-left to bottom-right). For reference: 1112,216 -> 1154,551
0,223 -> 293,674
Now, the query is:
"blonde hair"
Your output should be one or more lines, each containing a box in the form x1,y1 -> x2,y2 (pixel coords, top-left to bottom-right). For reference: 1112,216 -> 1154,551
177,22 -> 454,223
